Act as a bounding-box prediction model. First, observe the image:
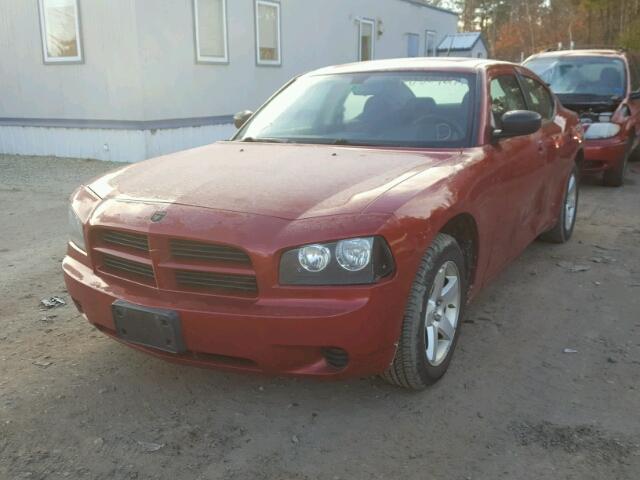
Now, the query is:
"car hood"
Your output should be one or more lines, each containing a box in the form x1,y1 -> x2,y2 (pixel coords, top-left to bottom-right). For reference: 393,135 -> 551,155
88,142 -> 460,220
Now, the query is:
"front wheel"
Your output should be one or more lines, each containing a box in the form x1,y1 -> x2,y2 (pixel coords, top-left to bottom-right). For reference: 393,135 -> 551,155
382,233 -> 467,390
602,142 -> 630,187
540,167 -> 579,244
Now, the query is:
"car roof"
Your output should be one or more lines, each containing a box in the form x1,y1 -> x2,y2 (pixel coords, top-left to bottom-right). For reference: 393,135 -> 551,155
306,57 -> 514,76
525,49 -> 627,62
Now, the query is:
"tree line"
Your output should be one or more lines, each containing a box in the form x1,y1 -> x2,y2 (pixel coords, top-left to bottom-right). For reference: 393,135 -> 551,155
430,0 -> 640,61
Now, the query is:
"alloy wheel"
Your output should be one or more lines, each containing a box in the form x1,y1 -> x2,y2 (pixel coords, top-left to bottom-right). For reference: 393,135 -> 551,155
565,173 -> 577,230
425,261 -> 461,366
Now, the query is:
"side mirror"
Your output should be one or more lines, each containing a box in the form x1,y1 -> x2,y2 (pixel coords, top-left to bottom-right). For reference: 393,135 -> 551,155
233,110 -> 253,129
493,110 -> 542,140
630,90 -> 640,100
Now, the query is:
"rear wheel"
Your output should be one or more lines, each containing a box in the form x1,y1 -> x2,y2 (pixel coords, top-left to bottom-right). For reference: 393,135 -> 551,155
382,234 -> 466,390
540,168 -> 579,244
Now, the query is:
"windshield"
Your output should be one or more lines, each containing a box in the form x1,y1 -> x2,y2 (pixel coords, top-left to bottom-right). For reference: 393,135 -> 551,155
524,56 -> 627,100
235,71 -> 476,148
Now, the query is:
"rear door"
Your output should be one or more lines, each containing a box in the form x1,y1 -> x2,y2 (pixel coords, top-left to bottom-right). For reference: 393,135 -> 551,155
483,68 -> 548,277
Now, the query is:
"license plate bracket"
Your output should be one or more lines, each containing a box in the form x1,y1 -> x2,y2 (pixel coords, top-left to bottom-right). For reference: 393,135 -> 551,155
112,300 -> 186,354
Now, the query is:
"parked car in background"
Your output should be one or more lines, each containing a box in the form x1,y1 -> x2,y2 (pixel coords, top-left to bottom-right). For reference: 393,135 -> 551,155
64,58 -> 583,390
524,49 -> 640,186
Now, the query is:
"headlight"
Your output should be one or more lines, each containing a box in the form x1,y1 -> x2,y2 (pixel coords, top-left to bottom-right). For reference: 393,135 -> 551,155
584,122 -> 621,140
280,236 -> 394,285
68,206 -> 87,253
298,244 -> 331,272
336,238 -> 373,271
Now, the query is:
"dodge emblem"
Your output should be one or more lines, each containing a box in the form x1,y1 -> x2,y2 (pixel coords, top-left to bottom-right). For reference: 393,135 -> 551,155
150,211 -> 167,223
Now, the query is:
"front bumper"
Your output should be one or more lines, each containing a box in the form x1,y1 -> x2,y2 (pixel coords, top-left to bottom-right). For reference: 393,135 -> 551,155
63,254 -> 403,378
583,137 -> 627,174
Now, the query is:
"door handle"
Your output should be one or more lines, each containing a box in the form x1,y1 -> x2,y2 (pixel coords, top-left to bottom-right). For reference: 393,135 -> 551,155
537,140 -> 545,155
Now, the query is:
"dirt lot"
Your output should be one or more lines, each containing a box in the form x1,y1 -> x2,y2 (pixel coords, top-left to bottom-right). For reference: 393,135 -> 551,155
1,154 -> 639,480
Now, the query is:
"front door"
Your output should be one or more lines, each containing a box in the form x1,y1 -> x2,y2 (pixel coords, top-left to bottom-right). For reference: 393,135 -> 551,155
483,71 -> 548,278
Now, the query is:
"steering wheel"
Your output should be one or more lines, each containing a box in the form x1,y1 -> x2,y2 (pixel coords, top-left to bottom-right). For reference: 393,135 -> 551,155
411,115 -> 464,141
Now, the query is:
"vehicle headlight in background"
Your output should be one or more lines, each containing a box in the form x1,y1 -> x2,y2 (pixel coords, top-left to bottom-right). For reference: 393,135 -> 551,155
584,122 -> 621,140
280,236 -> 394,285
68,206 -> 86,253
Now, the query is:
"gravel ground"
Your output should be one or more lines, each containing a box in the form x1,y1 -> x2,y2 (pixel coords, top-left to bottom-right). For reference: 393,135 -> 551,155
1,153 -> 639,480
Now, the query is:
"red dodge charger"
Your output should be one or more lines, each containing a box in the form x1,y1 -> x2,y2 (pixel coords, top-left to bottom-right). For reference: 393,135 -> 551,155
64,59 -> 583,389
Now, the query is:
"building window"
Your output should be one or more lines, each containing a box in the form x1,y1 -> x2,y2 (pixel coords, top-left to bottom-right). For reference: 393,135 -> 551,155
255,0 -> 281,66
38,0 -> 83,63
358,18 -> 375,61
407,33 -> 420,58
194,0 -> 228,63
425,30 -> 436,57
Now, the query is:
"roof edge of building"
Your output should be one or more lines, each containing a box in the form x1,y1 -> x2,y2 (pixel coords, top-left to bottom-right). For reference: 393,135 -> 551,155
397,0 -> 459,17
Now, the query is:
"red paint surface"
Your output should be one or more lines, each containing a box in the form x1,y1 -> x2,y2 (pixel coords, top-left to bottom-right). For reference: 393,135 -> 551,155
64,59 -> 582,377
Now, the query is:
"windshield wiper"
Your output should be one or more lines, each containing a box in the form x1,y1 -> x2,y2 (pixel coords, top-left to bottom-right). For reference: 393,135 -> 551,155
240,137 -> 290,143
331,138 -> 354,145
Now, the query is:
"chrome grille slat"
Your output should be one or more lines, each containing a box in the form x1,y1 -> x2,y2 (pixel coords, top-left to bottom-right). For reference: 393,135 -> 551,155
170,239 -> 251,264
102,231 -> 149,251
171,252 -> 248,261
175,270 -> 258,294
103,255 -> 154,279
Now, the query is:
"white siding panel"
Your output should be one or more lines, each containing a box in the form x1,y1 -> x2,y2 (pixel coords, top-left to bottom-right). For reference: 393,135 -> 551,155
144,124 -> 235,158
0,124 -> 235,162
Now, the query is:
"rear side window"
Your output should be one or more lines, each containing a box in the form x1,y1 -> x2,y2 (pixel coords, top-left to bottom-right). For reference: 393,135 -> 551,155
520,76 -> 555,120
490,75 -> 527,128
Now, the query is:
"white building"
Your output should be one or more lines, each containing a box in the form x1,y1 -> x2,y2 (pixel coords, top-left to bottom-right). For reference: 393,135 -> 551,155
0,0 -> 458,162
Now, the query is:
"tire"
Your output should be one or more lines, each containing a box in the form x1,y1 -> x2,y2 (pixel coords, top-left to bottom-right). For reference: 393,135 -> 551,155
382,233 -> 467,390
603,141 -> 631,187
540,167 -> 579,244
630,140 -> 640,162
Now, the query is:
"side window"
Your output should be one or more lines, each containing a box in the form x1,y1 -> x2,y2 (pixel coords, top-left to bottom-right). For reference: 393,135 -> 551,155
425,30 -> 437,57
194,0 -> 228,63
38,0 -> 83,63
490,75 -> 527,128
520,76 -> 555,120
255,0 -> 281,66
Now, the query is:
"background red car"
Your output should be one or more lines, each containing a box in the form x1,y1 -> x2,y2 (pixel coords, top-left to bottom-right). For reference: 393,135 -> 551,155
64,59 -> 583,389
524,49 -> 640,186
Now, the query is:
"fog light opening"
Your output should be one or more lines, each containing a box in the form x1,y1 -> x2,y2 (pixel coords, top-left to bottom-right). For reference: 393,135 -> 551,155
322,347 -> 349,369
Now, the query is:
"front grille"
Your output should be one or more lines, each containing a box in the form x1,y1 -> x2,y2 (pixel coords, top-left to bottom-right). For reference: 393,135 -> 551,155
103,254 -> 155,282
175,270 -> 257,295
93,228 -> 257,296
170,239 -> 250,264
102,230 -> 149,252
